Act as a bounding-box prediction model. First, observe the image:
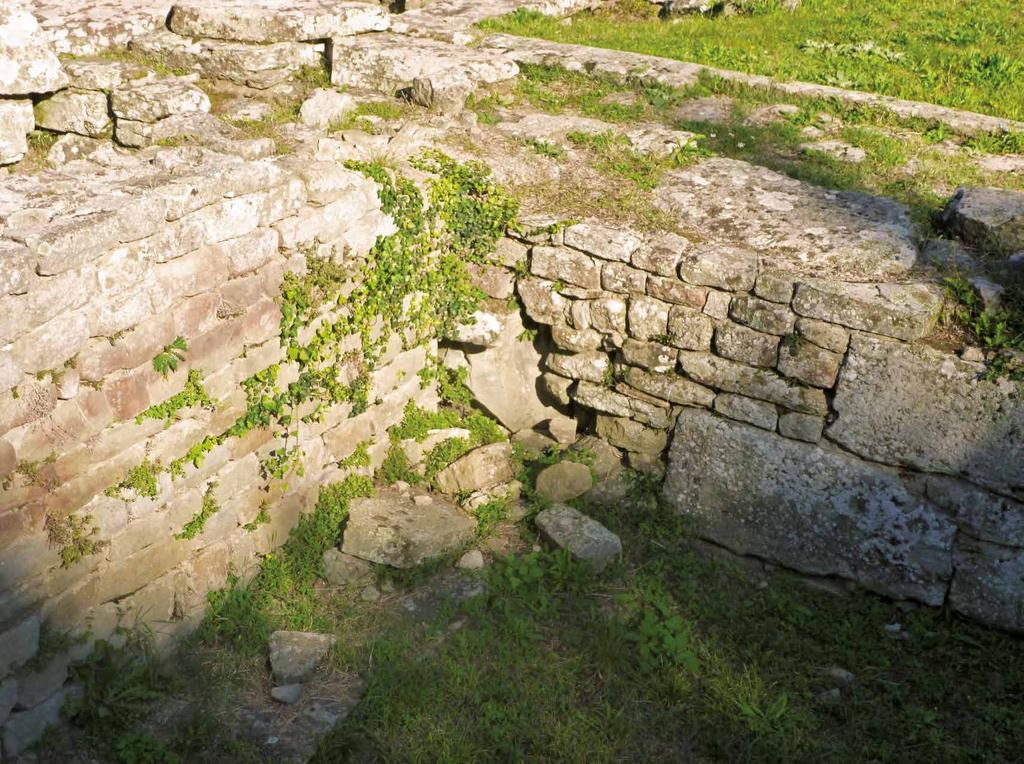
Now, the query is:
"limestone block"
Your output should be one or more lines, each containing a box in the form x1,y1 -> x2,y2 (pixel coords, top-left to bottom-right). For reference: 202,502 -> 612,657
829,334 -> 1024,499
434,443 -> 514,495
517,278 -> 568,325
596,415 -> 667,455
589,296 -> 628,335
777,338 -> 842,388
0,242 -> 33,296
941,187 -> 1024,256
679,246 -> 758,291
702,289 -> 731,319
0,99 -> 34,165
268,630 -> 335,685
924,476 -> 1024,549
111,76 -> 210,123
714,393 -> 778,431
623,366 -> 710,408
551,324 -> 603,352
663,408 -> 956,604
343,492 -> 475,568
11,311 -> 89,375
602,262 -> 647,295
666,305 -> 713,351
620,338 -> 677,374
2,686 -> 78,757
754,271 -> 796,303
778,411 -> 824,443
792,280 -> 943,342
949,539 -> 1024,632
169,1 -> 390,42
729,295 -> 796,336
468,262 -> 514,300
531,245 -> 600,290
631,231 -> 689,277
646,275 -> 707,307
299,88 -> 356,128
535,505 -> 621,572
132,30 -> 325,90
545,351 -> 609,383
541,373 -> 573,407
535,461 -> 593,503
0,3 -> 67,95
452,310 -> 503,348
322,549 -> 372,587
627,295 -> 670,341
34,89 -> 110,137
563,222 -> 641,262
678,351 -> 827,415
713,322 -> 779,368
795,317 -> 849,353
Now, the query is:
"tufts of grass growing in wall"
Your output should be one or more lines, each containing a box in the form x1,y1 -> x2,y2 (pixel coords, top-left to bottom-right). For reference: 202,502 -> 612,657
942,276 -> 1024,380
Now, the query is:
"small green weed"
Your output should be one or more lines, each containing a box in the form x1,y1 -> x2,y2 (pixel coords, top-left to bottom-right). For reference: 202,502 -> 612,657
152,337 -> 187,378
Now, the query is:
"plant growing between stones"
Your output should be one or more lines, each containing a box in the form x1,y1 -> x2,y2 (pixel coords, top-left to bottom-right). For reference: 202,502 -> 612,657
943,276 -> 1024,380
135,369 -> 213,424
176,482 -> 220,540
45,511 -> 106,568
152,336 -> 188,378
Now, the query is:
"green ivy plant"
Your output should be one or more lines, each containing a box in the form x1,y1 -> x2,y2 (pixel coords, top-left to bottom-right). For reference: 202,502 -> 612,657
153,337 -> 188,378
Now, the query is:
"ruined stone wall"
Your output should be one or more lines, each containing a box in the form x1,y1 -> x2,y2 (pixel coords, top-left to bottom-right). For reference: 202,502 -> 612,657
508,217 -> 1024,634
0,144 -> 446,745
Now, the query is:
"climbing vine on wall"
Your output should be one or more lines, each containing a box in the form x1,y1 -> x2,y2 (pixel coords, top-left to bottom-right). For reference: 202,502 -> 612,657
80,152 -> 519,561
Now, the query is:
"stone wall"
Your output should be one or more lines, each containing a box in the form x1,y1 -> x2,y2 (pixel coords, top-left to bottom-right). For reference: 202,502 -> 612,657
506,213 -> 1024,633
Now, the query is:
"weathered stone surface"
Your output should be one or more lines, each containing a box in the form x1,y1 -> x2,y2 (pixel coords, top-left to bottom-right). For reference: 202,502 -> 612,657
271,683 -> 303,705
941,187 -> 1024,256
713,322 -> 779,368
801,140 -> 866,163
34,89 -> 110,137
169,1 -> 389,43
573,381 -> 672,428
321,548 -> 372,587
517,277 -> 568,325
0,678 -> 16,726
342,492 -> 475,568
461,311 -> 571,432
551,324 -> 603,352
0,3 -> 67,95
299,88 -> 356,128
468,262 -> 514,299
778,411 -> 823,443
602,262 -> 647,295
268,630 -> 335,685
596,415 -> 667,455
632,231 -> 688,277
589,296 -> 628,335
679,246 -> 758,291
666,305 -> 713,351
132,30 -> 324,90
729,295 -> 795,336
777,339 -> 842,388
646,275 -> 707,307
331,34 -> 517,113
664,409 -> 956,603
111,76 -> 210,123
627,295 -> 669,340
0,99 -> 34,165
0,615 -> 39,677
621,338 -> 677,373
457,549 -> 485,570
625,366 -> 715,408
535,505 -> 622,572
531,245 -> 600,289
795,317 -> 849,353
678,351 -> 827,414
563,221 -> 641,262
829,334 -> 1024,499
714,393 -> 778,430
950,539 -> 1024,632
434,443 -> 515,496
452,310 -> 504,348
535,461 -> 593,503
924,476 -> 1024,549
754,271 -> 795,303
657,159 -> 920,280
792,279 -> 942,342
2,686 -> 77,757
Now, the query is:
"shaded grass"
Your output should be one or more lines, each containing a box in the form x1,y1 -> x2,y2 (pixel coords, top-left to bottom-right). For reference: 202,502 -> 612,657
482,0 -> 1024,121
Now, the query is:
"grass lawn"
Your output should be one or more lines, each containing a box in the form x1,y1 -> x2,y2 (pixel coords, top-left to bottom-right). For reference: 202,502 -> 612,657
481,0 -> 1024,121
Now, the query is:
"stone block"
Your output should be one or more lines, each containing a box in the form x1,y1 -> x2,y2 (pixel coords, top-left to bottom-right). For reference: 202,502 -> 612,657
627,296 -> 669,341
34,89 -> 110,137
169,0 -> 390,42
551,324 -> 603,352
535,461 -> 593,503
679,351 -> 827,415
663,409 -> 956,604
777,338 -> 842,388
563,222 -> 641,262
589,296 -> 628,335
679,246 -> 758,291
2,686 -> 77,757
714,393 -> 778,431
666,305 -> 713,351
729,295 -> 796,336
795,317 -> 849,353
624,367 -> 714,408
631,231 -> 688,277
713,322 -> 779,368
778,411 -> 824,443
754,271 -> 795,303
829,334 -> 1024,499
535,505 -> 621,572
924,476 -> 1024,549
792,280 -> 943,342
517,278 -> 568,325
0,615 -> 39,678
530,245 -> 600,290
545,351 -> 609,383
646,275 -> 707,307
602,262 -> 647,294
0,98 -> 34,165
949,539 -> 1024,632
0,3 -> 67,95
620,338 -> 677,374
596,415 -> 667,455
702,289 -> 732,320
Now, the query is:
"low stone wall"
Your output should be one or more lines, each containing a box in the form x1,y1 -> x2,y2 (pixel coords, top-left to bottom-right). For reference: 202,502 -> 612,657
508,213 -> 1024,633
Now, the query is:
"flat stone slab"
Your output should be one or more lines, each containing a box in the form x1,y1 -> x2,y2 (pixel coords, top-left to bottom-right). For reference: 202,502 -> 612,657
535,504 -> 622,572
828,334 -> 1024,500
0,2 -> 67,95
268,630 -> 336,685
433,442 -> 515,495
342,491 -> 476,568
663,407 -> 956,604
941,187 -> 1024,256
791,279 -> 943,342
168,0 -> 389,43
655,158 -> 921,281
495,112 -> 695,158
